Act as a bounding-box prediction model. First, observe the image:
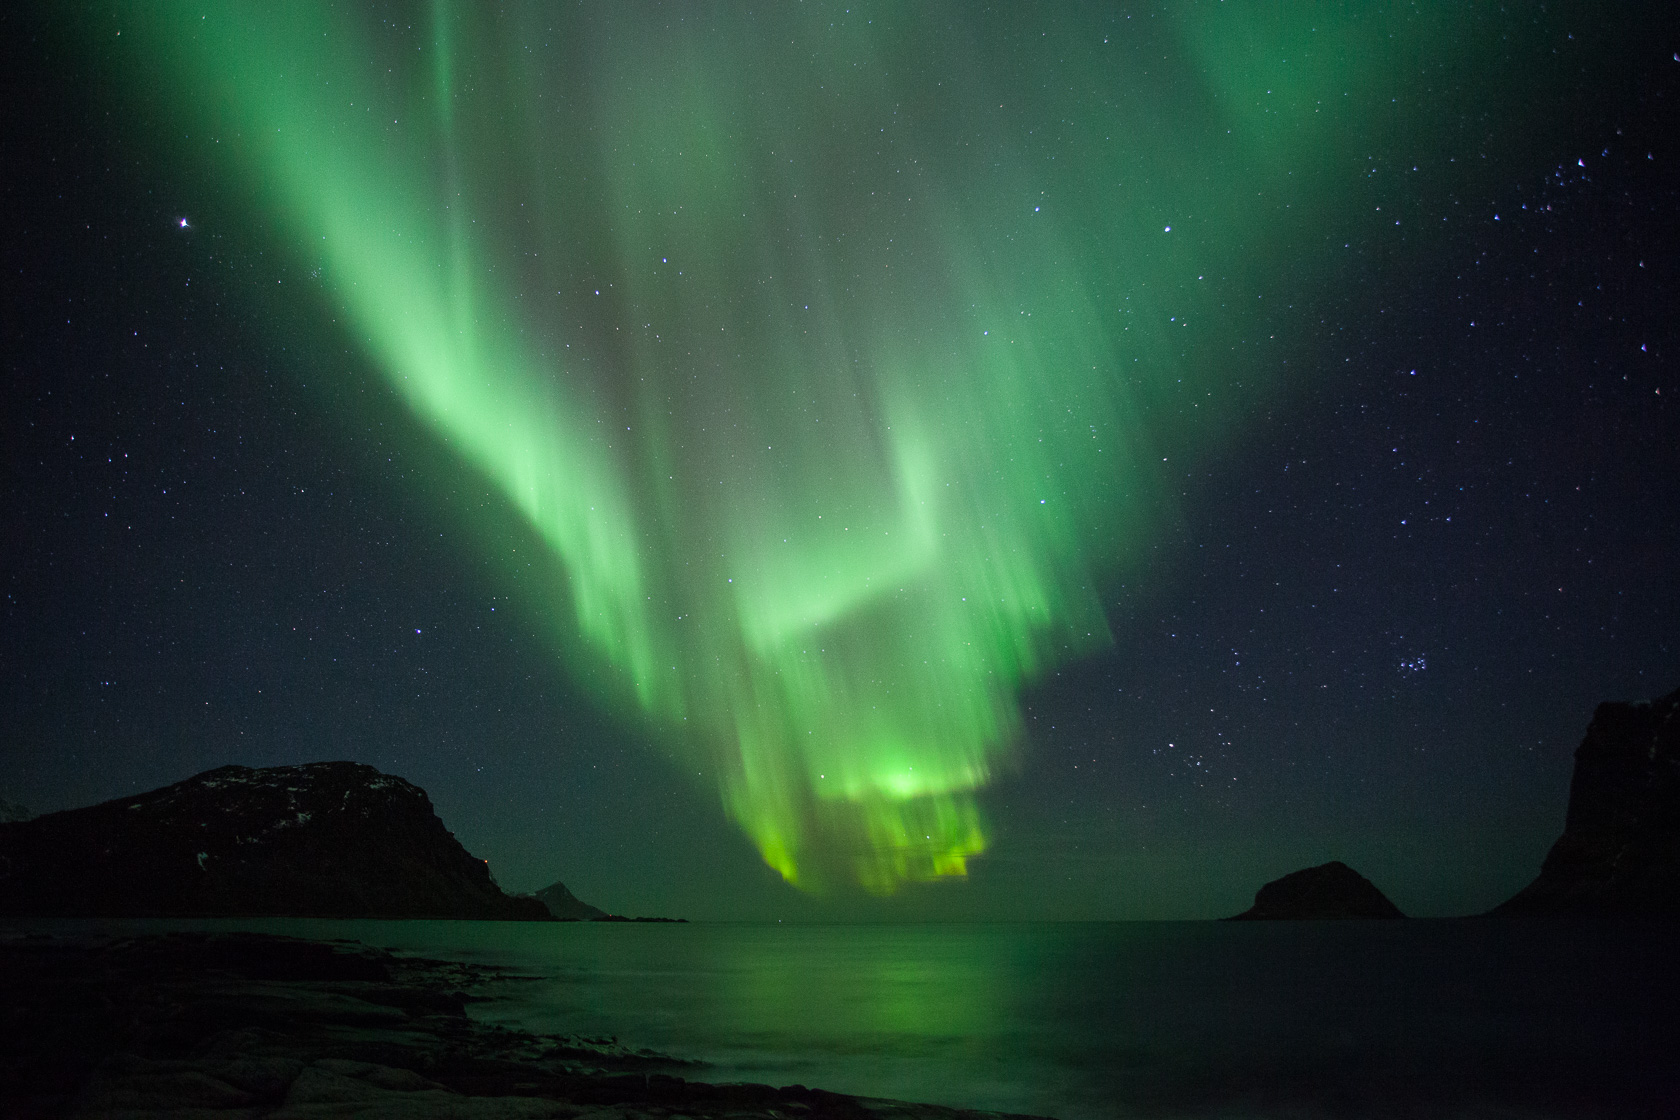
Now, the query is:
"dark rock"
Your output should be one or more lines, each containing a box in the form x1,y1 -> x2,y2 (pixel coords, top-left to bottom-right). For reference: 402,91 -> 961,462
591,914 -> 688,923
1226,861 -> 1405,920
0,761 -> 551,919
1494,683 -> 1680,916
528,882 -> 688,923
529,878 -> 607,920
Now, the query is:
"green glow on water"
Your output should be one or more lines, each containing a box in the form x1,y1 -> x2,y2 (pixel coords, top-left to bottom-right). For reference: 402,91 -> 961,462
114,2 -> 1466,892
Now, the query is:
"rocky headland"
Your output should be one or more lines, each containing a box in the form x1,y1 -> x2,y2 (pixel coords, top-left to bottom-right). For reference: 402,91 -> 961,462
526,881 -> 685,923
529,880 -> 607,921
1494,683 -> 1680,915
0,930 -> 1044,1120
0,762 -> 549,920
1226,861 -> 1405,920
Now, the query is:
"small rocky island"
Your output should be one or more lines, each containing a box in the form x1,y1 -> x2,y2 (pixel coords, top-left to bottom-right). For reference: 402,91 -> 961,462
1227,861 -> 1405,920
1494,682 -> 1680,916
0,762 -> 549,920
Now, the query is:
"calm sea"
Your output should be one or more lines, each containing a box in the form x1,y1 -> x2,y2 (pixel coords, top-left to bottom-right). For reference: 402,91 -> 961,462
29,918 -> 1679,1118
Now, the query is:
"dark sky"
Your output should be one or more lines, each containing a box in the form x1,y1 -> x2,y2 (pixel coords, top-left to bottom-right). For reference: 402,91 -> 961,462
4,2 -> 1677,920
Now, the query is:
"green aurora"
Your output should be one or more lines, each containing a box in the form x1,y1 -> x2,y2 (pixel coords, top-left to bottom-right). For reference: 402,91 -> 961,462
109,2 -> 1486,892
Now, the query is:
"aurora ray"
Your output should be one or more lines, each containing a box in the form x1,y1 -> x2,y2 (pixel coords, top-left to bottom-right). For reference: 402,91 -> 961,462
109,2 -> 1470,892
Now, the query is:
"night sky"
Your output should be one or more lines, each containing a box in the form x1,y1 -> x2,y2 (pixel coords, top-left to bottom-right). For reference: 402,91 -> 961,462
5,2 -> 1677,920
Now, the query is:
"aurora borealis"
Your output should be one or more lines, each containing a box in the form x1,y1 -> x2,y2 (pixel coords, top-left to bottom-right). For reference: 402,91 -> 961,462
6,1 -> 1678,916
98,2 -> 1263,893
100,2 -> 1489,891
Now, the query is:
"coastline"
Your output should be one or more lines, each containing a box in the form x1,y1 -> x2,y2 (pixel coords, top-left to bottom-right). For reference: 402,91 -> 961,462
0,929 -> 1049,1120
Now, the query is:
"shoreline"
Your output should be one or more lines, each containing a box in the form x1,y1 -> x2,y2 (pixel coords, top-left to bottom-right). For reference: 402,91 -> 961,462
0,929 -> 1050,1120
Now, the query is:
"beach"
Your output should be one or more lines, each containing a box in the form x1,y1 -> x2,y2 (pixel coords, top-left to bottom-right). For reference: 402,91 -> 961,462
0,929 -> 1046,1120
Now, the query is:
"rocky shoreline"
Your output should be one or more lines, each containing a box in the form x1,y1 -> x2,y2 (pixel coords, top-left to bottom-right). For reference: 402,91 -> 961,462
0,930 -> 1048,1120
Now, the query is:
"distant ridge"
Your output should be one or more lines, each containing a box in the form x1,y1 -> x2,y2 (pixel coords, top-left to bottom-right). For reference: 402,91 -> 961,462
527,881 -> 689,922
0,762 -> 550,920
592,914 -> 688,923
1227,861 -> 1405,920
529,879 -> 607,920
1494,683 -> 1680,916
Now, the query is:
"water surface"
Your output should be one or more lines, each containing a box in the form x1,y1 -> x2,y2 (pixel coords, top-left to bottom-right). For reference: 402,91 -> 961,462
30,918 -> 1676,1118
